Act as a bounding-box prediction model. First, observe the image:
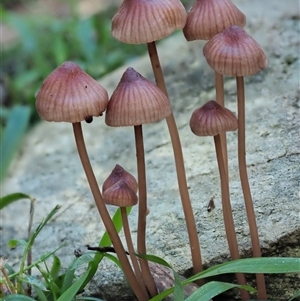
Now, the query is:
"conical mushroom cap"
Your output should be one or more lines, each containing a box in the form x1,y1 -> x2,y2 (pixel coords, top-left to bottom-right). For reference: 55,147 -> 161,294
190,100 -> 238,136
183,0 -> 246,41
203,26 -> 267,76
112,0 -> 186,44
105,67 -> 172,126
35,61 -> 108,123
102,164 -> 138,193
103,179 -> 138,207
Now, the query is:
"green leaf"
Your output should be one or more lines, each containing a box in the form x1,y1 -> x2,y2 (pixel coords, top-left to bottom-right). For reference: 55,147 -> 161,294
185,281 -> 256,301
289,289 -> 300,301
0,192 -> 33,210
185,257 -> 300,284
0,105 -> 31,182
2,295 -> 37,301
8,239 -> 28,248
49,255 -> 61,280
57,269 -> 90,301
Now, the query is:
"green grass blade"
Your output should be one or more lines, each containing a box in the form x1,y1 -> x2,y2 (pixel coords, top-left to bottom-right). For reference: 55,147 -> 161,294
50,255 -> 62,280
57,269 -> 90,301
0,105 -> 31,182
185,281 -> 256,301
185,257 -> 300,284
0,193 -> 33,210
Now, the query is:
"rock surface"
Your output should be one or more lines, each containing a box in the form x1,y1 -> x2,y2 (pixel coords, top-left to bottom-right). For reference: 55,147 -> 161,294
1,0 -> 299,300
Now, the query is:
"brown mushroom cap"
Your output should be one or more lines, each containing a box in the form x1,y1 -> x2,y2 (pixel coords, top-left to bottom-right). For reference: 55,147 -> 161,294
111,0 -> 186,44
190,100 -> 238,136
35,61 -> 108,123
183,0 -> 246,41
102,164 -> 138,193
105,67 -> 172,127
103,179 -> 138,207
203,25 -> 267,76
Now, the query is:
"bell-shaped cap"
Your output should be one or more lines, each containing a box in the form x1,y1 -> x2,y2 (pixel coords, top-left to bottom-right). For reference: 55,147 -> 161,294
102,164 -> 138,193
112,0 -> 187,44
190,100 -> 238,136
105,67 -> 172,126
203,25 -> 267,76
183,0 -> 246,41
35,61 -> 108,123
103,179 -> 138,207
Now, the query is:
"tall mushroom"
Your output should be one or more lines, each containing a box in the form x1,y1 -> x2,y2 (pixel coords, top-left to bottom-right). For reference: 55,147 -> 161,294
111,0 -> 204,278
105,67 -> 172,297
190,100 -> 249,300
203,25 -> 268,299
35,61 -> 148,301
183,0 -> 246,178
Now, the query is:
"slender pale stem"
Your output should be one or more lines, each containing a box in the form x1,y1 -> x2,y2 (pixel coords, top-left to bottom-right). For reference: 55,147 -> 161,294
121,207 -> 149,297
134,125 -> 158,297
236,76 -> 267,299
215,71 -> 228,178
214,134 -> 249,300
72,122 -> 148,301
147,41 -> 203,281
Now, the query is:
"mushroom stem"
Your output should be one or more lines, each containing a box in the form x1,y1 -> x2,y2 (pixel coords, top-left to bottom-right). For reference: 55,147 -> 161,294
215,71 -> 228,178
121,207 -> 149,297
147,41 -> 203,281
236,76 -> 267,299
72,122 -> 148,301
134,124 -> 158,297
214,134 -> 250,301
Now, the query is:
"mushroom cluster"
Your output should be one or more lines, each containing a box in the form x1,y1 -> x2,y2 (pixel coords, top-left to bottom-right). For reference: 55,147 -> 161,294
35,0 -> 268,300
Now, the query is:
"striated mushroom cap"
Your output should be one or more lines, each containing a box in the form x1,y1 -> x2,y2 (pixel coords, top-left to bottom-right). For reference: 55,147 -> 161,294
103,179 -> 138,207
112,0 -> 187,44
102,164 -> 138,193
190,100 -> 238,136
203,25 -> 267,76
105,67 -> 172,126
183,0 -> 246,41
35,61 -> 108,123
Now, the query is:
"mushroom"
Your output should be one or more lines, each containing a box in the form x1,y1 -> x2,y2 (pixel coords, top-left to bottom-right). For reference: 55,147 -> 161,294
190,100 -> 249,299
203,26 -> 268,299
111,0 -> 204,279
35,61 -> 148,301
183,0 -> 246,178
103,179 -> 148,297
102,164 -> 138,193
105,67 -> 172,296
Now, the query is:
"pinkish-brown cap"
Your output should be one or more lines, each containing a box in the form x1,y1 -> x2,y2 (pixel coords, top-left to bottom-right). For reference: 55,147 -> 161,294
183,0 -> 246,41
203,25 -> 267,76
190,100 -> 238,136
35,61 -> 108,123
111,0 -> 187,44
102,164 -> 138,193
105,67 -> 172,126
103,179 -> 138,207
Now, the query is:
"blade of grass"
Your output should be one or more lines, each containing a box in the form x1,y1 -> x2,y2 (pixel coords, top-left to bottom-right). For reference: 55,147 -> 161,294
57,269 -> 90,301
185,281 -> 256,301
0,192 -> 33,210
